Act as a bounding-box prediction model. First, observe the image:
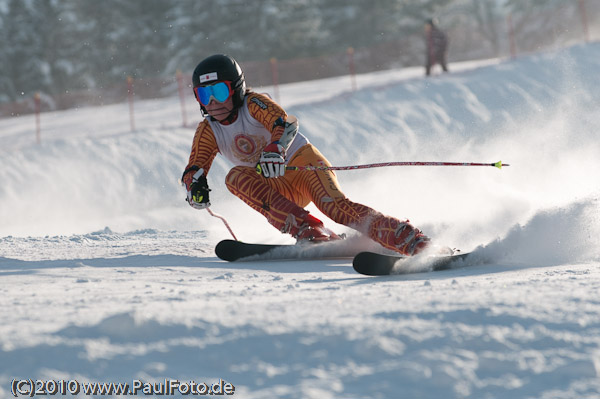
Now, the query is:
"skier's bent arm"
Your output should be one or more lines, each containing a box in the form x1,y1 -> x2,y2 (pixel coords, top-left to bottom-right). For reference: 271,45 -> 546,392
182,122 -> 218,209
247,93 -> 299,178
182,122 -> 218,188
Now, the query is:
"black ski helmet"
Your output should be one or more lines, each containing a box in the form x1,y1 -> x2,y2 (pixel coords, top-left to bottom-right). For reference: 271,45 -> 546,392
192,54 -> 246,110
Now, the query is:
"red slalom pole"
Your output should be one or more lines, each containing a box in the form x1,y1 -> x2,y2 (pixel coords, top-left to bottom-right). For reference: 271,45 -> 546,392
347,47 -> 357,91
127,76 -> 135,132
34,92 -> 41,144
578,0 -> 590,43
286,161 -> 509,171
176,69 -> 188,127
270,57 -> 280,104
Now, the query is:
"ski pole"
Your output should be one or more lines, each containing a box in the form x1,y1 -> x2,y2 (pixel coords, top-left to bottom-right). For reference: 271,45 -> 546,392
180,176 -> 239,240
286,160 -> 509,171
206,208 -> 238,241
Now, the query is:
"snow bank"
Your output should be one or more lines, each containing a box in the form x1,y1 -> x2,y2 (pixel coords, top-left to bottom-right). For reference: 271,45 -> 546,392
2,44 -> 599,250
1,43 -> 600,399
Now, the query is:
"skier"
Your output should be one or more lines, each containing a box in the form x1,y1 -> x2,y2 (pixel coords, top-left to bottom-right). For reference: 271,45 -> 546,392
424,18 -> 449,76
181,54 -> 430,256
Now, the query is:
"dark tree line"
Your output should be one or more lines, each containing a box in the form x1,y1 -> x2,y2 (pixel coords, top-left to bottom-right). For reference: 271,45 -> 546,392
0,0 -> 591,103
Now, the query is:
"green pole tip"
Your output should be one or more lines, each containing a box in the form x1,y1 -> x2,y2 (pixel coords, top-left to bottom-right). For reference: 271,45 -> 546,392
494,161 -> 502,169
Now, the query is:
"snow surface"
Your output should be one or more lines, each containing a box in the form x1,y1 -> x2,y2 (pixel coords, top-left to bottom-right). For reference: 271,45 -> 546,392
1,44 -> 600,398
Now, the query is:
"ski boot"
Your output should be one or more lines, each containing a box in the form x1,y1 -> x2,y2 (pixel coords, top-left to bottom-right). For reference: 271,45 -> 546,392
289,214 -> 341,243
393,222 -> 430,255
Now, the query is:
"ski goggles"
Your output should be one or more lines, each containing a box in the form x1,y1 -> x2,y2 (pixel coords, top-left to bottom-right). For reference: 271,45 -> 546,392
194,81 -> 233,106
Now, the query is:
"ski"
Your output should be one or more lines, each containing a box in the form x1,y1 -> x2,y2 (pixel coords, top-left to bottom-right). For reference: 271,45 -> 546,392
353,251 -> 472,276
215,239 -> 357,262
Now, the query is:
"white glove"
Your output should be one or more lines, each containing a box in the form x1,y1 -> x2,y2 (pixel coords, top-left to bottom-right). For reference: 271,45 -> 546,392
258,142 -> 286,178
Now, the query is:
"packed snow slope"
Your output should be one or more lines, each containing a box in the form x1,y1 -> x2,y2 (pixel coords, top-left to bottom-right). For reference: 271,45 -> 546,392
1,43 -> 600,398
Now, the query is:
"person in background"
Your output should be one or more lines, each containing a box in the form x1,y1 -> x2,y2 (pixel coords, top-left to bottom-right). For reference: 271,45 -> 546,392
182,54 -> 430,256
425,18 -> 449,76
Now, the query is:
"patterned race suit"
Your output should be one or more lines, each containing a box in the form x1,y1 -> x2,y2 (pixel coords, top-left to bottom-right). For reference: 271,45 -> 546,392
182,91 -> 421,254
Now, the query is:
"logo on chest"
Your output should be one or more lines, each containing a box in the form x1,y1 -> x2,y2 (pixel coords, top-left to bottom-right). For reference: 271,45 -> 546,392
232,134 -> 267,163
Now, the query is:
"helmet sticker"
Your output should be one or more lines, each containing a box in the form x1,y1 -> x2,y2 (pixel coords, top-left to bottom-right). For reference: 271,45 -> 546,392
200,72 -> 218,83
